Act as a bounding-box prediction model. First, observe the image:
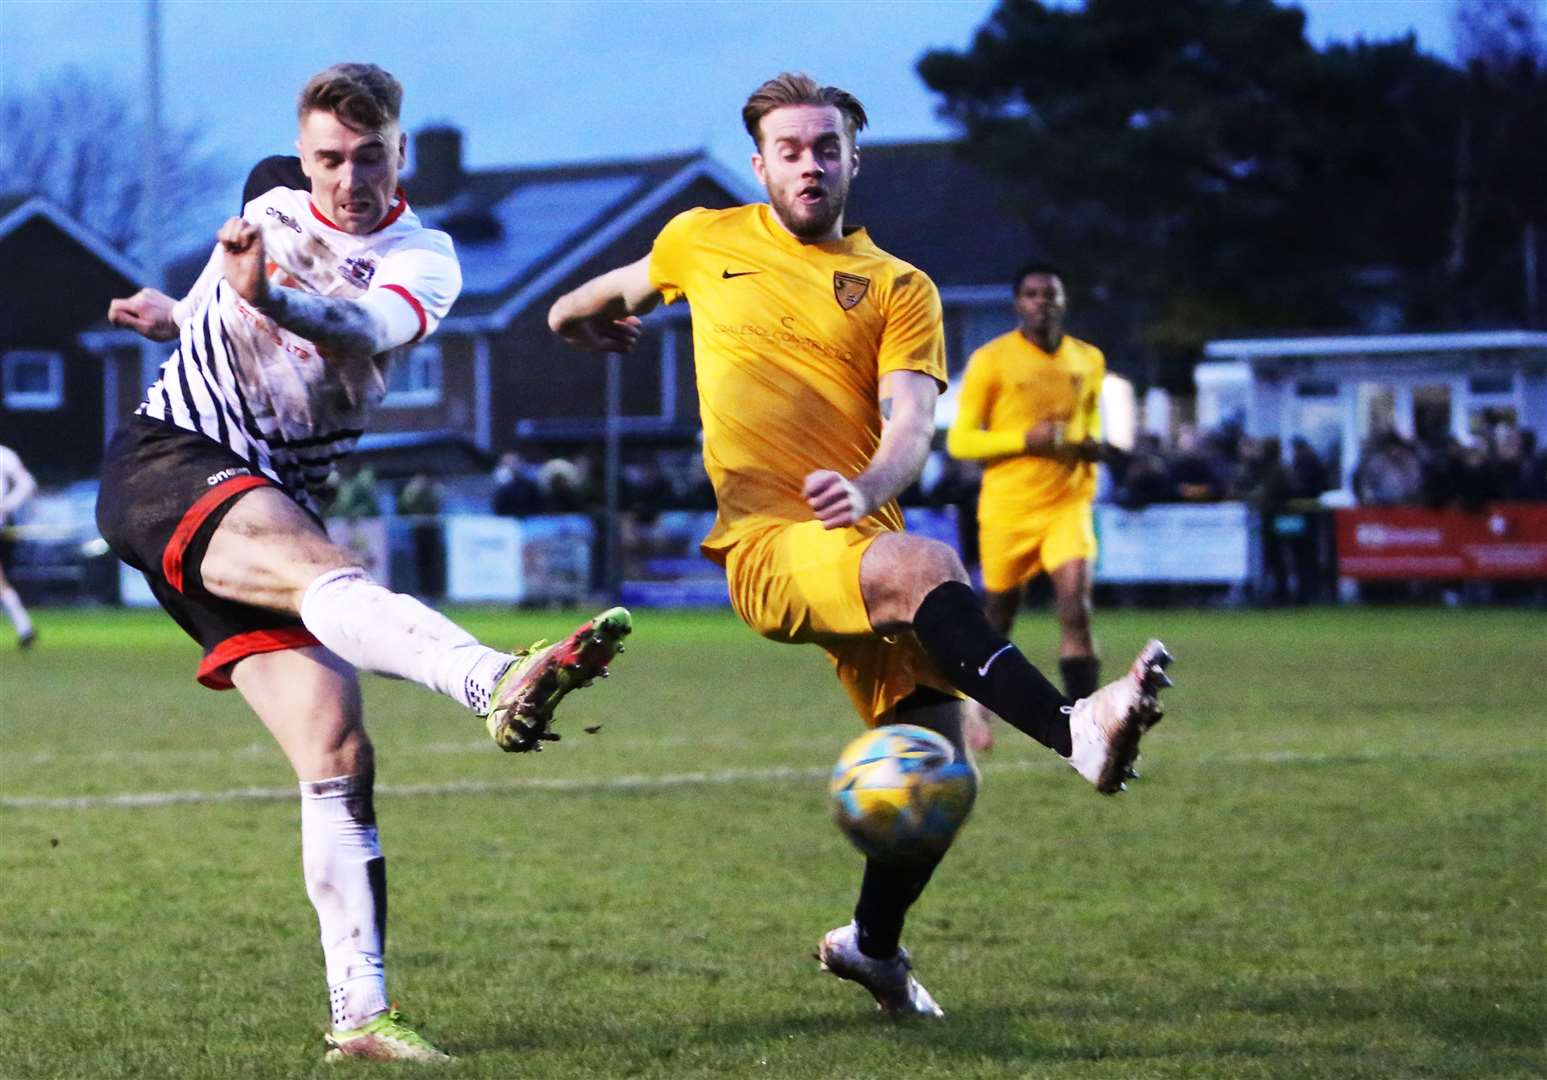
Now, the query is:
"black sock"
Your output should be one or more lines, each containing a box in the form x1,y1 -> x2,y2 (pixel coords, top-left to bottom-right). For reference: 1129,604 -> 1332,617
1059,656 -> 1101,701
911,581 -> 1073,756
854,857 -> 939,959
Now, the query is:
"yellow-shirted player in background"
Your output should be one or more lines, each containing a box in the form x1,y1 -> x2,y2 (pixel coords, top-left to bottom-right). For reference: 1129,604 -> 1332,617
548,73 -> 1171,1019
948,265 -> 1116,702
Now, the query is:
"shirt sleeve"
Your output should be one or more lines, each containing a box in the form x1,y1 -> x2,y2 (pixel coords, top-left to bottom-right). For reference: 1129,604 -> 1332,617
1083,346 -> 1105,442
372,231 -> 462,343
876,269 -> 946,390
647,209 -> 707,306
172,244 -> 224,328
947,351 -> 1026,460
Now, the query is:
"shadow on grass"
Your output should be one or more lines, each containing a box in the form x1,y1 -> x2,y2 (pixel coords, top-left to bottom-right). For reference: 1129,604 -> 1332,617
450,976 -> 1545,1075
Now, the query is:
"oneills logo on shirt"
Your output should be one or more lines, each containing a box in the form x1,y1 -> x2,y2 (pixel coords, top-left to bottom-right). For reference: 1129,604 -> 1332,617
833,272 -> 870,310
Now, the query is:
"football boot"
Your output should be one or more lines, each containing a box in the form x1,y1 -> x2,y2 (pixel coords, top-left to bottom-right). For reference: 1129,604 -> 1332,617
486,607 -> 631,752
816,921 -> 944,1018
1065,639 -> 1173,794
323,1008 -> 451,1063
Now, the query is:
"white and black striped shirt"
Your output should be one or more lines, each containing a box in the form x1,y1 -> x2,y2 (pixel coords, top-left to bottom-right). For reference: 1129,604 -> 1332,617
139,183 -> 460,510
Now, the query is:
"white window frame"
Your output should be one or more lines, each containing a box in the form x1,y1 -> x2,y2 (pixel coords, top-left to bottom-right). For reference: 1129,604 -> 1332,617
2,350 -> 64,411
383,342 -> 442,408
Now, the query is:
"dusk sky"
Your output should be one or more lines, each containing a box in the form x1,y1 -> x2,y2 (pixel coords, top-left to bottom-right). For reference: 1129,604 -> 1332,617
5,0 -> 1457,179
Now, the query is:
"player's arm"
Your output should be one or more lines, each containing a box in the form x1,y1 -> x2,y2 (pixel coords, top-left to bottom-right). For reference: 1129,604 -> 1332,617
1068,359 -> 1118,464
0,452 -> 37,518
804,369 -> 938,530
216,217 -> 420,355
107,246 -> 224,342
946,358 -> 1025,462
547,255 -> 662,354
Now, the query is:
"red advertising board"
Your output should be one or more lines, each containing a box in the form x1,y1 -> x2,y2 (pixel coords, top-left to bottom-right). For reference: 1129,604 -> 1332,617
1334,503 -> 1547,580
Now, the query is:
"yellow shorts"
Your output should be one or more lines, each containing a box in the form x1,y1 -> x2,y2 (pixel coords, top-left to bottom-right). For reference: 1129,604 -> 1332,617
978,499 -> 1097,594
722,519 -> 959,725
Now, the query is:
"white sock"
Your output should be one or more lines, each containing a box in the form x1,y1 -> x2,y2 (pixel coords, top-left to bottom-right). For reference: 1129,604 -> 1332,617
299,567 -> 511,712
0,586 -> 31,640
301,773 -> 391,1032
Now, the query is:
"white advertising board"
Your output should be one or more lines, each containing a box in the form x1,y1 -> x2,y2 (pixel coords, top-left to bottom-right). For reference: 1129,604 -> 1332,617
445,515 -> 522,602
1094,503 -> 1252,584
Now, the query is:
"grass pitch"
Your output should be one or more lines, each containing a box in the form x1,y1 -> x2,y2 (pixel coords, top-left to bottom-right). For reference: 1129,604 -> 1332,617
1,605 -> 1542,1079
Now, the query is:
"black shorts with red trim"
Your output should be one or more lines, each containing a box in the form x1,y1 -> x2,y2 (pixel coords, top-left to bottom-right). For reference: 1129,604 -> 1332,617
95,414 -> 322,690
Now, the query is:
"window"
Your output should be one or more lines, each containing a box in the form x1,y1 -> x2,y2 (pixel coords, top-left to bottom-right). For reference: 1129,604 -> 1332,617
383,342 -> 442,407
1295,380 -> 1338,398
2,351 -> 64,410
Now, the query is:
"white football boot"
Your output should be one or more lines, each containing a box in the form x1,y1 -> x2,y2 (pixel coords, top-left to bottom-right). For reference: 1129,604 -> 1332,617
1065,639 -> 1174,794
816,921 -> 944,1018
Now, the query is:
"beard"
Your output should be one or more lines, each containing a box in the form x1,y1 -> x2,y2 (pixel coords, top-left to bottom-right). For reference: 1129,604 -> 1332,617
768,177 -> 849,240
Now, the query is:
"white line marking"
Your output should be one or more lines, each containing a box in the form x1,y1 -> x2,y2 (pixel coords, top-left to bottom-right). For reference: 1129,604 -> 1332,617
1,747 -> 1539,812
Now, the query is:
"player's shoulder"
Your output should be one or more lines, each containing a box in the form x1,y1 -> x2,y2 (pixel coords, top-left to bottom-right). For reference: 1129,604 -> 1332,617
966,329 -> 1023,369
663,204 -> 756,236
1065,334 -> 1105,365
379,208 -> 457,261
848,234 -> 939,294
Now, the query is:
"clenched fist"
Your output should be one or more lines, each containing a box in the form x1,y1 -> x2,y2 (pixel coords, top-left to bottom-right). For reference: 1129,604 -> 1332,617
803,469 -> 873,530
218,217 -> 269,307
107,287 -> 179,342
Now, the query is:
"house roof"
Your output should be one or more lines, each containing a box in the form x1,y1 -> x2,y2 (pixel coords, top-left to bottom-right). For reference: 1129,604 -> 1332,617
164,149 -> 761,329
160,138 -> 1033,329
428,152 -> 760,327
1204,330 -> 1547,362
0,196 -> 147,344
0,195 -> 146,286
844,140 -> 1041,291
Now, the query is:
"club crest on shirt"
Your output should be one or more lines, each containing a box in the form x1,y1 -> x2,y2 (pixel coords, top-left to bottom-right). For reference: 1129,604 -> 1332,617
833,272 -> 870,310
337,255 -> 377,290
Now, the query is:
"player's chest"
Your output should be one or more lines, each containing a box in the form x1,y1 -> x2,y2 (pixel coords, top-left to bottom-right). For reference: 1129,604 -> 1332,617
693,251 -> 885,353
996,357 -> 1088,415
260,214 -> 380,298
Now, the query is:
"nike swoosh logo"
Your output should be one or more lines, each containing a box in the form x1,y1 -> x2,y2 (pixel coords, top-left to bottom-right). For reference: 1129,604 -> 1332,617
977,643 -> 1015,677
722,269 -> 761,279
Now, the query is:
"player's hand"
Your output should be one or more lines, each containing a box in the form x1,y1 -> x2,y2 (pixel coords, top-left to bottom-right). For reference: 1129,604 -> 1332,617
218,217 -> 269,307
1025,420 -> 1071,458
556,314 -> 644,354
107,288 -> 179,342
803,469 -> 872,530
1073,439 -> 1107,463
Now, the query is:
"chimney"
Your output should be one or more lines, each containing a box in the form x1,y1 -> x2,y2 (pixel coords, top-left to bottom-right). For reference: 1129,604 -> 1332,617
409,125 -> 464,206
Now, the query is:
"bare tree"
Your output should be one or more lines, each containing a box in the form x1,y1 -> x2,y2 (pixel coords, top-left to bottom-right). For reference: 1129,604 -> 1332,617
0,68 -> 233,266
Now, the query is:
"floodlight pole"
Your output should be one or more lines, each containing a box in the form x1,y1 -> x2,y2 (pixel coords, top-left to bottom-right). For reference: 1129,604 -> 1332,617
142,0 -> 163,291
604,351 -> 623,602
138,0 -> 165,432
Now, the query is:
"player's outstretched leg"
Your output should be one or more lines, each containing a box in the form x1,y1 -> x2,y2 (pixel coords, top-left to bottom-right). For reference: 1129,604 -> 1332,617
1066,639 -> 1173,794
816,921 -> 944,1018
324,1008 -> 452,1063
486,607 -> 632,752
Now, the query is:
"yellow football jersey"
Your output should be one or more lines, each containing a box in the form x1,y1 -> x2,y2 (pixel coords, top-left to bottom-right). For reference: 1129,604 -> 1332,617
948,330 -> 1104,515
649,204 -> 946,559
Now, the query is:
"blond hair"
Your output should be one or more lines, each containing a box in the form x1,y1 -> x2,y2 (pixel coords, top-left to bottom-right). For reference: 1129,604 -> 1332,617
741,72 -> 868,148
297,63 -> 402,130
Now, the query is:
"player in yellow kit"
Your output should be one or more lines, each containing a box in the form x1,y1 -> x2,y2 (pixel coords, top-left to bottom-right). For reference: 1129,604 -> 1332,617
548,73 -> 1171,1018
948,265 -> 1116,701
